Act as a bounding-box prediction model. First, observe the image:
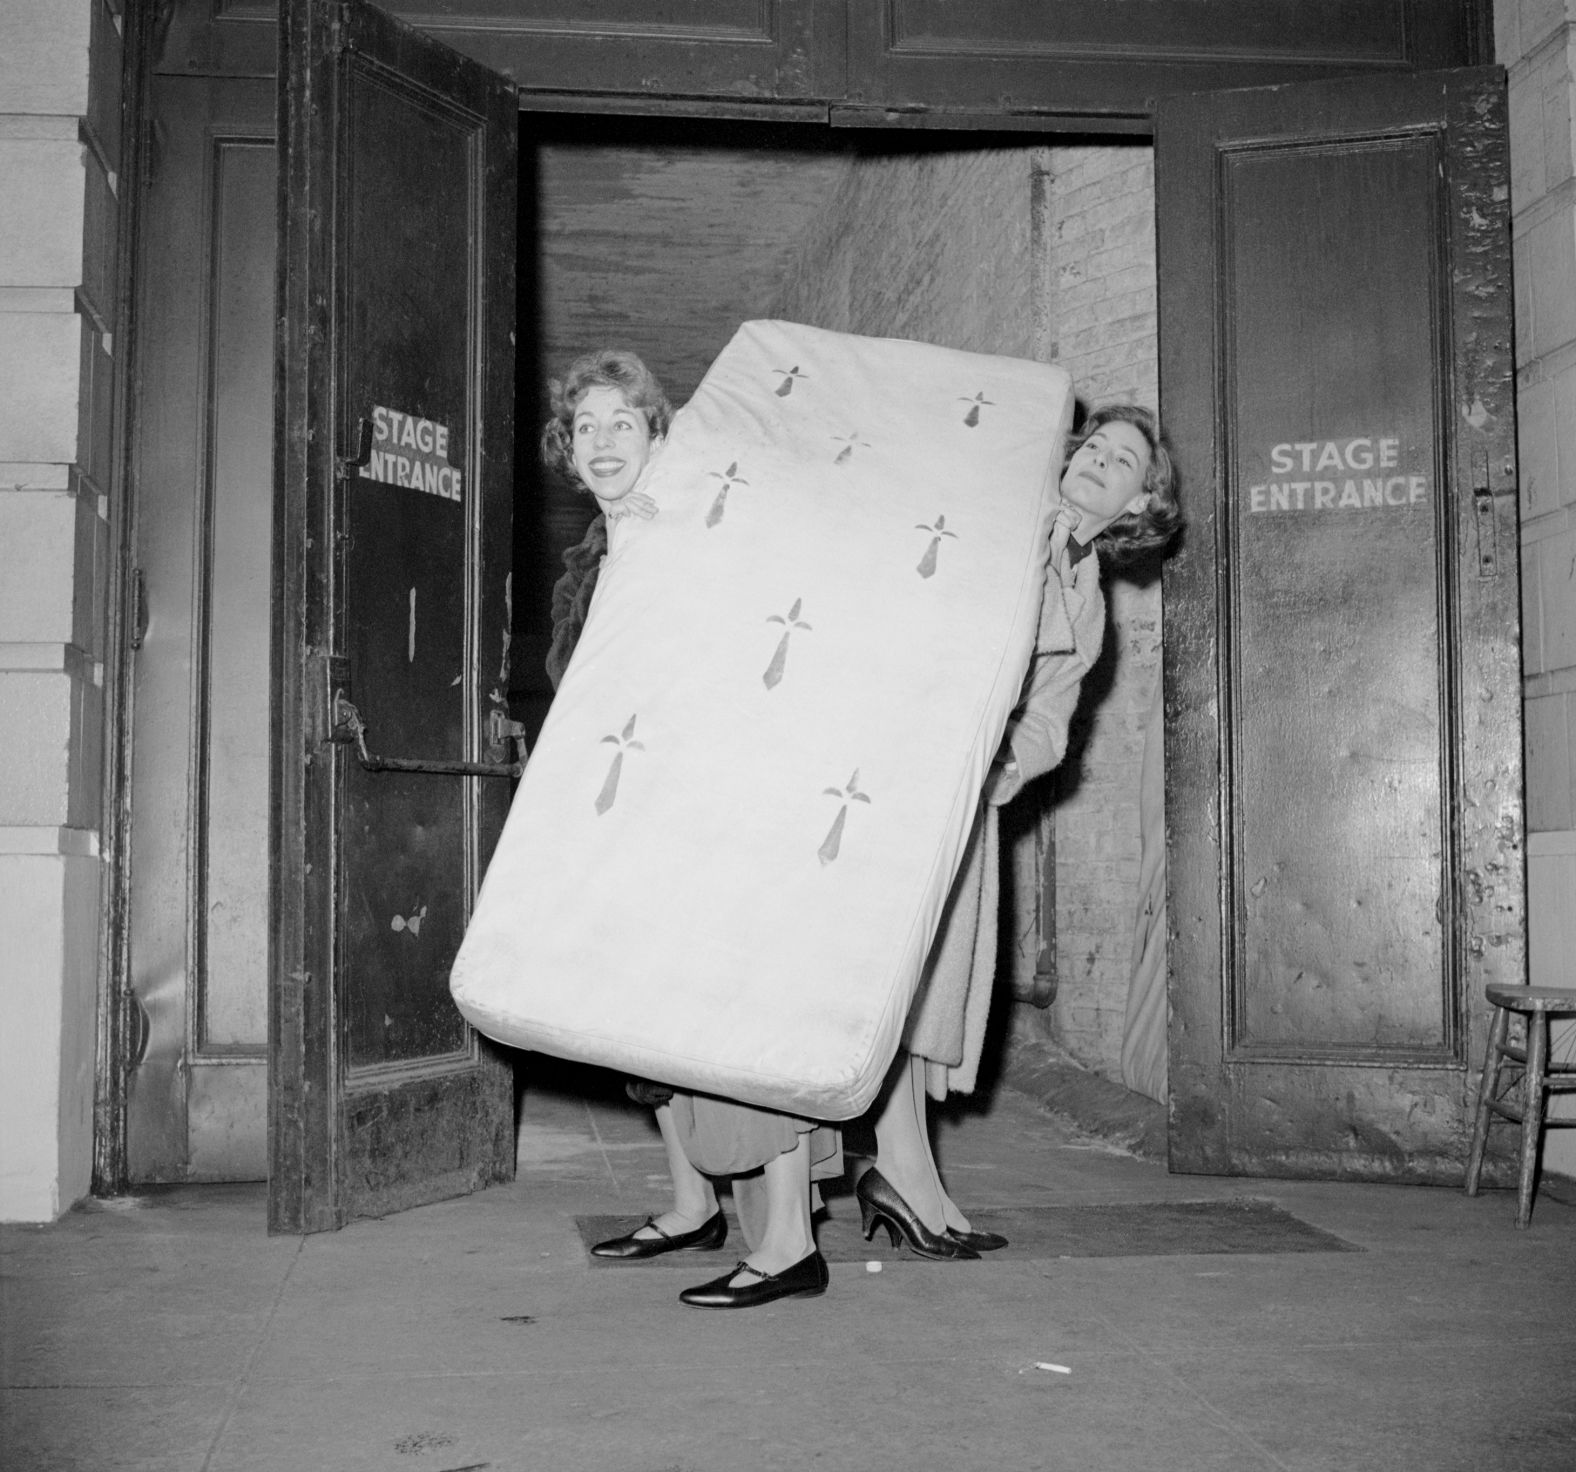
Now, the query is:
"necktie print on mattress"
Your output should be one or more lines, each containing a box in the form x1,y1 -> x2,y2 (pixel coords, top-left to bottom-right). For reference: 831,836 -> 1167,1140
772,365 -> 806,397
831,429 -> 871,466
762,598 -> 812,690
704,461 -> 748,528
819,770 -> 872,866
958,390 -> 994,427
914,514 -> 959,579
595,714 -> 644,816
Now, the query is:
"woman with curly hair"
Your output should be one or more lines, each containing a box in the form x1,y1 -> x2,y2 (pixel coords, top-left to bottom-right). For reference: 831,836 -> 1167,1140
540,348 -> 841,1309
856,403 -> 1182,1260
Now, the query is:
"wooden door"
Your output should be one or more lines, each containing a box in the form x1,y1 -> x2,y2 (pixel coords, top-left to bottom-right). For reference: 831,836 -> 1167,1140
270,0 -> 519,1232
125,76 -> 276,1182
1158,68 -> 1522,1182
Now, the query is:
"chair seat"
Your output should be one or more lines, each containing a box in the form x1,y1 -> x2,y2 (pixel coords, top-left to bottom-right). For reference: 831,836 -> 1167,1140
1482,983 -> 1576,1013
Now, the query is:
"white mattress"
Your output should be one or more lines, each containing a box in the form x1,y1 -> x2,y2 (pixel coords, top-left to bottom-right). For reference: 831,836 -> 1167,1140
450,321 -> 1071,1117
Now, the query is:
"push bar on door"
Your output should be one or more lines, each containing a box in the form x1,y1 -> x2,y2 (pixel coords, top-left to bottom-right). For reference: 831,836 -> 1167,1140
330,693 -> 526,779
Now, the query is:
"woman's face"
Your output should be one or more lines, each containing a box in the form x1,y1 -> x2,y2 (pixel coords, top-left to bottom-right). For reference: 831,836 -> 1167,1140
571,385 -> 657,504
1059,419 -> 1153,536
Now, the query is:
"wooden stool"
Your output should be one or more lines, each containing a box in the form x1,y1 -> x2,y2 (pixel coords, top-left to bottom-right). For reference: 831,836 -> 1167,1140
1464,984 -> 1576,1227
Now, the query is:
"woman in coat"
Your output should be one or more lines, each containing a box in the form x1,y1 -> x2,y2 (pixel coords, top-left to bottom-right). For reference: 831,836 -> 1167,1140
857,404 -> 1182,1258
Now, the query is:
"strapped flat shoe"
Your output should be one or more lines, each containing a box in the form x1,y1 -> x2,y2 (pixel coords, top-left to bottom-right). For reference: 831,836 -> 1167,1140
946,1226 -> 1008,1252
590,1209 -> 727,1259
679,1250 -> 829,1309
855,1167 -> 979,1261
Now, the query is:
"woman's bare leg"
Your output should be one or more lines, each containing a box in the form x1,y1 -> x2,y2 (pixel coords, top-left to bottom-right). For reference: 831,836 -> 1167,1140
629,1103 -> 718,1240
724,1133 -> 814,1284
870,1051 -> 973,1234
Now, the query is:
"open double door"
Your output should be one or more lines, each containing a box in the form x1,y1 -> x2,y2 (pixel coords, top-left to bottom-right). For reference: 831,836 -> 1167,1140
265,1 -> 1520,1231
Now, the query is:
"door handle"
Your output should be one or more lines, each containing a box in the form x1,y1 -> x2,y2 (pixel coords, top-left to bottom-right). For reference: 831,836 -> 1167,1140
330,692 -> 526,778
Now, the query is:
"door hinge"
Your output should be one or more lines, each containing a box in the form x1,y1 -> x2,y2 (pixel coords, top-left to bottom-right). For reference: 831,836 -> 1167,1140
1473,461 -> 1518,580
129,567 -> 149,650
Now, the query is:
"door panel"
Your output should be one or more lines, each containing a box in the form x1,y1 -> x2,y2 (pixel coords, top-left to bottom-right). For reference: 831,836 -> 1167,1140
156,0 -> 846,103
841,1 -> 1480,125
1158,67 -> 1523,1181
271,0 -> 517,1232
126,76 -> 275,1182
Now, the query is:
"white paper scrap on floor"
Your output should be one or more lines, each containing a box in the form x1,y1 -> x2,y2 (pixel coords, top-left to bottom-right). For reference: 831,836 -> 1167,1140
450,320 -> 1072,1118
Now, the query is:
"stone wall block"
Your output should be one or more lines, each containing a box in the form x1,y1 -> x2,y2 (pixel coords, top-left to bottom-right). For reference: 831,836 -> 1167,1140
1513,229 -> 1537,361
1511,59 -> 1547,208
80,151 -> 119,328
0,312 -> 82,463
0,0 -> 91,115
1551,347 -> 1576,510
0,140 -> 86,288
0,491 -> 78,641
0,855 -> 68,1220
0,671 -> 74,825
66,661 -> 103,830
76,317 -> 114,492
1523,0 -> 1576,58
1542,30 -> 1576,190
0,851 -> 100,1221
1517,369 -> 1559,514
1528,835 -> 1576,1177
1525,690 -> 1574,829
1527,207 -> 1576,357
1522,529 -> 1546,673
1535,523 -> 1576,670
77,494 -> 108,660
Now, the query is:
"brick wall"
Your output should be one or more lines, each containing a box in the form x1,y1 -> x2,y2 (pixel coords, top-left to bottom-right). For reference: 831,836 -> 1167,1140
1499,0 -> 1576,1177
1023,144 -> 1160,1081
762,141 -> 1160,1084
0,0 -> 122,1221
763,145 -> 1041,356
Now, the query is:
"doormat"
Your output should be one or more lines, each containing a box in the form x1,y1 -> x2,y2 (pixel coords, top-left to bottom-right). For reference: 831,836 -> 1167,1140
576,1198 -> 1357,1265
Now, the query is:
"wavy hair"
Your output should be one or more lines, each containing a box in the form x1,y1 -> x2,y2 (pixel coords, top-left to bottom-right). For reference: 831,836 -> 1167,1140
540,349 -> 674,492
1071,403 -> 1182,567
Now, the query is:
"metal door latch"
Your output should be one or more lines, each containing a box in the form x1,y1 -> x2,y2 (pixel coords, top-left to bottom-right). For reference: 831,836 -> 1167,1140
1473,455 -> 1518,580
330,692 -> 526,778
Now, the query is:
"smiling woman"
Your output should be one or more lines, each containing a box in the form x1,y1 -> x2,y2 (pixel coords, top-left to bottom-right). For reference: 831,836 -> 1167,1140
541,348 -> 673,519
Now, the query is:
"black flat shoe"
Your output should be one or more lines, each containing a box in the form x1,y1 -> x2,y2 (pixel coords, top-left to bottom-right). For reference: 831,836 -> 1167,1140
947,1226 -> 1008,1252
590,1209 -> 727,1259
679,1251 -> 829,1309
855,1168 -> 979,1261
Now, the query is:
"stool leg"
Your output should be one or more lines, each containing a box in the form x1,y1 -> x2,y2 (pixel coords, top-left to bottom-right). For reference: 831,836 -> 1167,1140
1515,1011 -> 1549,1229
1465,1003 -> 1509,1197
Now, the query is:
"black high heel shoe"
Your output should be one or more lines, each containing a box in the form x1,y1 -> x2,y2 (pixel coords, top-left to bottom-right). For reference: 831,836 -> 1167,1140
855,1168 -> 979,1261
947,1226 -> 1008,1252
590,1209 -> 727,1259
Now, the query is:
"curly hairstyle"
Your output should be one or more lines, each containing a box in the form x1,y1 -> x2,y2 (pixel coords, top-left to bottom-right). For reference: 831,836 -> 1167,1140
1071,403 -> 1182,567
540,349 -> 674,493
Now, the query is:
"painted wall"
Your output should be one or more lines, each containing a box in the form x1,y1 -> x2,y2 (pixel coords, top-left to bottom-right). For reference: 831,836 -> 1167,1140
0,0 -> 121,1221
1501,0 -> 1576,1179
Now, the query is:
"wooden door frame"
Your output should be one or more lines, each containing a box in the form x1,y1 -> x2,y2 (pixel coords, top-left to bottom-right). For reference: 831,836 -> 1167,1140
94,3 -> 1496,1193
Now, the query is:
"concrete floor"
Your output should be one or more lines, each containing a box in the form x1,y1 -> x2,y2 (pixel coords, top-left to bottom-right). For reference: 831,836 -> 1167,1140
3,1066 -> 1574,1472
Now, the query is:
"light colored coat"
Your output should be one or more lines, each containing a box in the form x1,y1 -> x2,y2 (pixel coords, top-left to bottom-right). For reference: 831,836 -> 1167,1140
903,550 -> 1108,1098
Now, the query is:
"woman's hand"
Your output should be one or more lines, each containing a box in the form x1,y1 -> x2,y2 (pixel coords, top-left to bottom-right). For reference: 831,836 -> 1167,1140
984,754 -> 1022,807
611,490 -> 659,521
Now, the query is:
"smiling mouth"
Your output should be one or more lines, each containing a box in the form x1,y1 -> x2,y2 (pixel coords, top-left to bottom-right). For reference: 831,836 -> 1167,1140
587,457 -> 626,476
